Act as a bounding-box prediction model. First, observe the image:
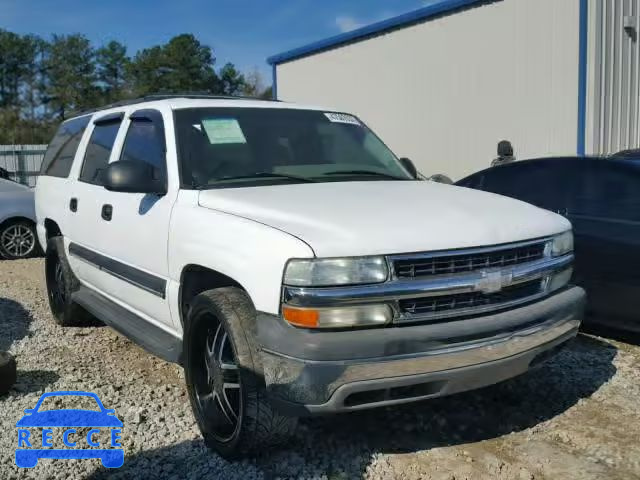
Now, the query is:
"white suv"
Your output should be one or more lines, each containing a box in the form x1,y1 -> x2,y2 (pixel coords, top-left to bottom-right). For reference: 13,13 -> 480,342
35,95 -> 584,458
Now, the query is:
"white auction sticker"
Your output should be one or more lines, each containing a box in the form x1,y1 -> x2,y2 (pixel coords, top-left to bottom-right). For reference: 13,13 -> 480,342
324,112 -> 361,126
201,118 -> 247,144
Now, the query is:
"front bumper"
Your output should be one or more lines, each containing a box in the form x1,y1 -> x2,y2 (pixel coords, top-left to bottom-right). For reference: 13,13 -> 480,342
258,286 -> 585,415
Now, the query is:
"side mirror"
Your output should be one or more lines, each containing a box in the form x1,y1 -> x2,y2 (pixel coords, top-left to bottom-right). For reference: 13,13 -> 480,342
400,157 -> 418,179
103,161 -> 166,195
23,409 -> 34,415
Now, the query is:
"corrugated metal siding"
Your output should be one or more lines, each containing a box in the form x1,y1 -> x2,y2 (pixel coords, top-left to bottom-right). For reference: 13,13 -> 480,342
0,145 -> 47,187
587,0 -> 640,154
276,0 -> 581,180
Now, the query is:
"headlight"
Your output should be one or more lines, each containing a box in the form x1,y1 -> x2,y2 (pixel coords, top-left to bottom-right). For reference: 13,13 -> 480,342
283,256 -> 388,286
550,231 -> 573,257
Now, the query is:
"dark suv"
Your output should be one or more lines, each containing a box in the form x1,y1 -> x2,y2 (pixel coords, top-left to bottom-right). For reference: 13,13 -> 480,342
457,156 -> 640,334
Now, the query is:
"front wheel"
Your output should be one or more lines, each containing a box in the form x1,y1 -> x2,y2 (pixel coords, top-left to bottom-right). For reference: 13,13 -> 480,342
45,237 -> 94,327
184,287 -> 297,459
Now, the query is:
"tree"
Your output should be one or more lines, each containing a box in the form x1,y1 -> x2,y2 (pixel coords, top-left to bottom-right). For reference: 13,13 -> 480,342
0,30 -> 39,109
44,34 -> 97,119
128,34 -> 219,96
217,63 -> 245,96
241,68 -> 266,98
0,29 -> 256,144
96,40 -> 129,103
260,86 -> 274,100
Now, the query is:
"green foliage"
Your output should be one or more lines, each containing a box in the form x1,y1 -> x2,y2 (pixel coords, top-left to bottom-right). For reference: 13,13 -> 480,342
217,63 -> 246,96
45,34 -> 98,119
0,30 -> 40,109
0,31 -> 268,144
127,34 -> 218,96
96,40 -> 130,103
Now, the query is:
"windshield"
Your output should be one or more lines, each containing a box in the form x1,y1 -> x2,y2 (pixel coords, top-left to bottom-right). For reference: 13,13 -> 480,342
174,107 -> 412,188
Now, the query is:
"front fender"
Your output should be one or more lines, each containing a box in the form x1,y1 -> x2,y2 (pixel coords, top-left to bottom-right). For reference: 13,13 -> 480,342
168,198 -> 314,319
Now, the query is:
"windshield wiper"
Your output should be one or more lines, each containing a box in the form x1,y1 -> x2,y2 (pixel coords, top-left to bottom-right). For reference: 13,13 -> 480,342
322,170 -> 408,180
207,172 -> 317,185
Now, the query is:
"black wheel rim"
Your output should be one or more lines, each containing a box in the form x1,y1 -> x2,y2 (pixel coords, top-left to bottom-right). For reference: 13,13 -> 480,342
194,316 -> 241,442
1,224 -> 35,258
49,259 -> 66,313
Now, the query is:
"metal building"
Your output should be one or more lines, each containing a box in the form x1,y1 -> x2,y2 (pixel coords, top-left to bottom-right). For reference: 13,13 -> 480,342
268,0 -> 640,180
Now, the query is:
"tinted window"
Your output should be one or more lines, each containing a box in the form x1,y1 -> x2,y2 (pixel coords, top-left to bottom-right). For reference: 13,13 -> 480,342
571,164 -> 640,222
119,111 -> 166,174
174,108 -> 410,188
79,118 -> 122,185
40,116 -> 91,178
479,161 -> 572,211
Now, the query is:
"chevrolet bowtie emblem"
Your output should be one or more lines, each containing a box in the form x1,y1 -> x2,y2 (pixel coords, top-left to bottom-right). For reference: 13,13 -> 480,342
476,270 -> 513,294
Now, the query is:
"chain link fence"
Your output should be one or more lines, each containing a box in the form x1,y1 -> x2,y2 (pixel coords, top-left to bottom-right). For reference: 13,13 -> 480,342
0,145 -> 47,187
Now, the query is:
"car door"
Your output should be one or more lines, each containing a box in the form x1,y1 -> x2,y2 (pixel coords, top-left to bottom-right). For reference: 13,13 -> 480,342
67,108 -> 178,330
566,161 -> 640,323
66,112 -> 125,291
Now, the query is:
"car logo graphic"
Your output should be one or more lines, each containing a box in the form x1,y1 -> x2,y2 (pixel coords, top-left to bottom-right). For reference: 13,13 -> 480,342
475,270 -> 513,294
15,391 -> 124,468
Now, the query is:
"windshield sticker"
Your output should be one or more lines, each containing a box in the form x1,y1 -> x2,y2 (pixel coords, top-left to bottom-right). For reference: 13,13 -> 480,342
324,112 -> 361,126
201,118 -> 247,144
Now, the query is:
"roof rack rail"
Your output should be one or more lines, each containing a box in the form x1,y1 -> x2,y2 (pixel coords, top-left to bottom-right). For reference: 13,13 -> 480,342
69,93 -> 279,118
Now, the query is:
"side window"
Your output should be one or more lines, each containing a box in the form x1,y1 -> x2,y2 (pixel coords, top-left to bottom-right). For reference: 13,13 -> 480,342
40,116 -> 91,178
571,164 -> 640,222
119,110 -> 166,175
79,115 -> 123,185
483,162 -> 570,212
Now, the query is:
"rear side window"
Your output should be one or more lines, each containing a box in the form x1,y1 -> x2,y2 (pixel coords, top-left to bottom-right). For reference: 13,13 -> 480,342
79,115 -> 123,185
119,110 -> 166,174
40,116 -> 91,178
480,161 -> 571,212
571,164 -> 640,222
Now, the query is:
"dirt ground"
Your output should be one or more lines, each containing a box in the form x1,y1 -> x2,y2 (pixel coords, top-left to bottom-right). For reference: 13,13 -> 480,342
1,258 -> 639,480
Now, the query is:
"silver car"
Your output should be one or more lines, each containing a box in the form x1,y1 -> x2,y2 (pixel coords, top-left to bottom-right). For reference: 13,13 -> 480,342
0,176 -> 40,259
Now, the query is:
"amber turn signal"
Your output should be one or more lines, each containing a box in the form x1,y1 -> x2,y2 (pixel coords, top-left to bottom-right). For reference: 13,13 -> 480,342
282,306 -> 320,328
282,304 -> 392,329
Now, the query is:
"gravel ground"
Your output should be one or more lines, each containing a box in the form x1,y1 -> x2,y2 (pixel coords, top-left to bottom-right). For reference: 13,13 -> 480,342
1,258 -> 639,480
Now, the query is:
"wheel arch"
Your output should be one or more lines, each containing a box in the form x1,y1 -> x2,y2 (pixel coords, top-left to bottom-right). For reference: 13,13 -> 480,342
178,264 -> 247,329
0,216 -> 35,230
43,218 -> 63,239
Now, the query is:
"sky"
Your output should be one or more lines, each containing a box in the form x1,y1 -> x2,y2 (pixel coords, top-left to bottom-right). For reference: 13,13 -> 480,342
1,0 -> 433,84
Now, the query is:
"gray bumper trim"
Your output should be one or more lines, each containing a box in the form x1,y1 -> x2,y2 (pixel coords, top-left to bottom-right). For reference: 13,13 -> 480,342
269,327 -> 576,416
259,287 -> 585,413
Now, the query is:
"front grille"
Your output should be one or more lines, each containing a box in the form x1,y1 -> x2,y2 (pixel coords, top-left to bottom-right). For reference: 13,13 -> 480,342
399,279 -> 544,318
394,242 -> 546,279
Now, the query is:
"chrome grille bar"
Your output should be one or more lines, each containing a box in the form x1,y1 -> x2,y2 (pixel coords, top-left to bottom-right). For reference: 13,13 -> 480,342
391,238 -> 549,279
283,254 -> 573,308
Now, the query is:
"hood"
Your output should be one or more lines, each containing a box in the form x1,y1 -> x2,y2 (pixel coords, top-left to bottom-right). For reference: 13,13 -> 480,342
198,181 -> 571,257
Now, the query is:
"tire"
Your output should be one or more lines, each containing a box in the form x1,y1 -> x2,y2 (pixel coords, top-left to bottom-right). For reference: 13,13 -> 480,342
45,237 -> 94,327
0,219 -> 41,260
184,287 -> 297,459
0,351 -> 17,395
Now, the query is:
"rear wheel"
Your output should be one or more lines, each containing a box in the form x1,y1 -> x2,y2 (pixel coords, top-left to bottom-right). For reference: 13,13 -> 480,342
0,220 -> 40,260
184,287 -> 297,458
45,237 -> 94,327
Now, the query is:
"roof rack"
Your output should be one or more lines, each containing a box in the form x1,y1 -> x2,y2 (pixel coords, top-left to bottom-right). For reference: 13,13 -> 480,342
70,93 -> 279,119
